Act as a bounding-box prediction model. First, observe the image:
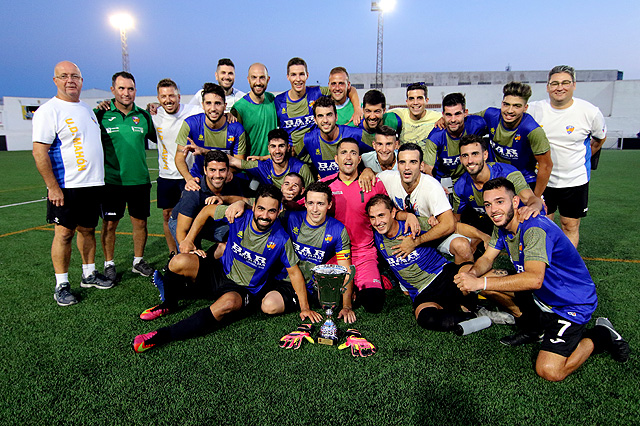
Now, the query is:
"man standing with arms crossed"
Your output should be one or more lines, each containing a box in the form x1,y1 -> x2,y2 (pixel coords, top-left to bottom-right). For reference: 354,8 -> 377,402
528,66 -> 607,247
153,78 -> 201,253
33,61 -> 113,305
95,71 -> 157,281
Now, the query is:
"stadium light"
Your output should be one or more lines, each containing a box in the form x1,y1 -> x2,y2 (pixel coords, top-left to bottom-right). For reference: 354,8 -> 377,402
371,1 -> 396,89
110,13 -> 134,72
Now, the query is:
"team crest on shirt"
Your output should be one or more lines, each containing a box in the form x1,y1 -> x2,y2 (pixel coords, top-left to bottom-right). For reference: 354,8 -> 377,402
132,116 -> 140,125
309,100 -> 315,108
519,243 -> 523,252
266,242 -> 276,250
568,311 -> 577,317
228,136 -> 235,142
324,235 -> 333,243
292,227 -> 299,235
566,126 -> 575,134
514,135 -> 521,141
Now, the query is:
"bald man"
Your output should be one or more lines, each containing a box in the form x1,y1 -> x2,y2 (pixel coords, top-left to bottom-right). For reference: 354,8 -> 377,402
230,63 -> 278,157
32,61 -> 113,306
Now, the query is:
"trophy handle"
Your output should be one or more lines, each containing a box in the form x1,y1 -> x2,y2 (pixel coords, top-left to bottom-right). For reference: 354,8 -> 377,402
342,265 -> 356,294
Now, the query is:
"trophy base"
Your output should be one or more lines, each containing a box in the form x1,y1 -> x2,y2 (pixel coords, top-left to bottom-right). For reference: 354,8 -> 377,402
317,336 -> 338,346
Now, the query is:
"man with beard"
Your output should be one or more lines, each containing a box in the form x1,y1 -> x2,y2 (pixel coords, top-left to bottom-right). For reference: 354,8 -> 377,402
424,93 -> 488,181
188,58 -> 245,112
133,184 -> 322,352
475,82 -> 553,198
358,90 -> 402,149
231,63 -> 278,157
169,150 -> 246,251
227,128 -> 314,188
275,57 -> 362,155
152,78 -> 201,253
298,96 -> 370,178
453,135 -> 543,241
175,83 -> 246,187
455,177 -> 629,382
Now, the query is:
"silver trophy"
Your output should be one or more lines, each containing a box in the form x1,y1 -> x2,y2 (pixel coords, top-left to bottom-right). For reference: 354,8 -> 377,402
312,264 -> 356,345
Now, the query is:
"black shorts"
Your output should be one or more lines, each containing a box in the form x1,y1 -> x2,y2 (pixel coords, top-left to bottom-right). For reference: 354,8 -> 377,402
47,186 -> 103,229
412,262 -> 476,311
156,177 -> 185,210
543,182 -> 589,219
460,208 -> 494,236
101,183 -> 151,221
267,280 -> 301,313
539,311 -> 586,357
194,254 -> 273,311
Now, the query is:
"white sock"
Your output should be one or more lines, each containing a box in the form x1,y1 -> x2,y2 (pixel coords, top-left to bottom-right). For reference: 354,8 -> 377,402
133,257 -> 143,266
55,273 -> 69,288
104,260 -> 115,268
82,263 -> 96,278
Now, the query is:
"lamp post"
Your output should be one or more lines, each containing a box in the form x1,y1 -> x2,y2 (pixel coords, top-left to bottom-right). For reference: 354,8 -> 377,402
110,13 -> 134,72
371,0 -> 396,89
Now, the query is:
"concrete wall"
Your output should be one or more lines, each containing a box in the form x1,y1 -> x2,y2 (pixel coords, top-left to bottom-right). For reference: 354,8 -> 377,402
1,95 -> 158,151
351,70 -> 621,89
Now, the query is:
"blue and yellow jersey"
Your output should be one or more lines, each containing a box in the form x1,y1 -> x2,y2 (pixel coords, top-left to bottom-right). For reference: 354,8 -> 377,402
240,156 -> 315,189
279,210 -> 351,290
373,218 -> 448,302
490,215 -> 597,324
452,162 -> 529,216
215,207 -> 298,294
425,115 -> 489,181
299,125 -> 371,178
176,113 -> 246,179
274,86 -> 330,155
477,108 -> 549,184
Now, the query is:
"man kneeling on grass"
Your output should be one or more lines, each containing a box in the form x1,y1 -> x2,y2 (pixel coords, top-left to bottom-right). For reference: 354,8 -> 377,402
366,194 -> 514,331
133,185 -> 322,353
454,177 -> 629,381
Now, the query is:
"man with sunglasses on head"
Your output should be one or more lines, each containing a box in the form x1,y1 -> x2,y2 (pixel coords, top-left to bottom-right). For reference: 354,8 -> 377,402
528,66 -> 607,248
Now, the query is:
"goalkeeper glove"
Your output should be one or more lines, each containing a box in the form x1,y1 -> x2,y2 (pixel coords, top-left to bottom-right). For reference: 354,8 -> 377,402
338,329 -> 377,357
279,324 -> 315,349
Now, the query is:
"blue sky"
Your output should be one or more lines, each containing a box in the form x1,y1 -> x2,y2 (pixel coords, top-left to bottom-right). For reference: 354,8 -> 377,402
2,0 -> 639,98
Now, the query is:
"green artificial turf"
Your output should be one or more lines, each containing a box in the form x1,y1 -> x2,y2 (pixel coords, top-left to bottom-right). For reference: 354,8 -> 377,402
0,149 -> 638,425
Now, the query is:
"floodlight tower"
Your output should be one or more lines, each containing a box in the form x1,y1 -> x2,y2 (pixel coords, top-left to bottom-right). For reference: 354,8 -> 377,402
110,13 -> 134,72
371,0 -> 396,89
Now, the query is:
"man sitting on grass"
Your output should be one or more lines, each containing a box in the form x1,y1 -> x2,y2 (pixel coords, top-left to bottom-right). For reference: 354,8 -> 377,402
454,177 -> 629,381
132,185 -> 322,353
366,194 -> 514,331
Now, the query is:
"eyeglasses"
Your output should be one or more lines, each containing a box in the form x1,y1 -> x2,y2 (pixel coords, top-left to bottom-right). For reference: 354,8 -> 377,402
404,194 -> 415,214
55,74 -> 82,81
548,80 -> 572,88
